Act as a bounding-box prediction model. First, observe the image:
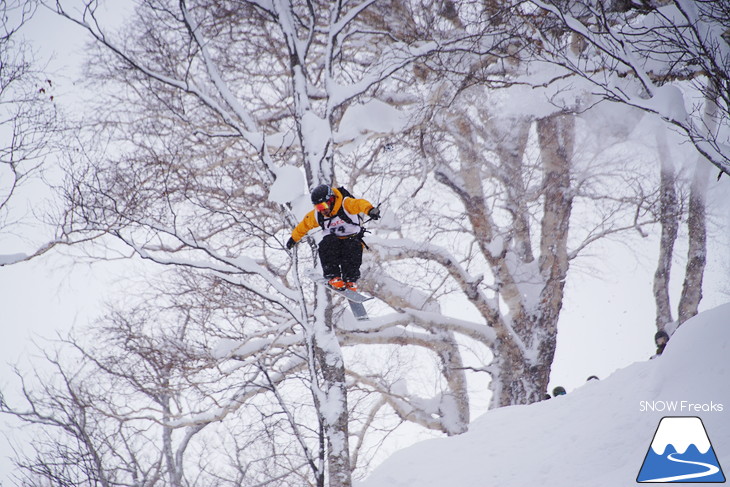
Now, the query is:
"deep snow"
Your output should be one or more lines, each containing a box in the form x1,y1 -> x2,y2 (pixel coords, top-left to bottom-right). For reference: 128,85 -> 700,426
358,304 -> 730,487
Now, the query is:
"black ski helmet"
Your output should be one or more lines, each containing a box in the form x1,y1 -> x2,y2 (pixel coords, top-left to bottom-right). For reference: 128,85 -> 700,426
654,330 -> 669,343
311,184 -> 333,204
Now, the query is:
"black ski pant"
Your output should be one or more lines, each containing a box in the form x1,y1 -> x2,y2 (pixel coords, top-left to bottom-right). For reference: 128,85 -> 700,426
318,234 -> 363,282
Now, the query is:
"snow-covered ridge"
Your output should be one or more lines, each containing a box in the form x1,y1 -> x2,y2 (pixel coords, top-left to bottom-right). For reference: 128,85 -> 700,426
358,304 -> 730,487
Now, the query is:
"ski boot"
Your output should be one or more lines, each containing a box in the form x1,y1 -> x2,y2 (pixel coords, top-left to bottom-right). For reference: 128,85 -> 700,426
327,277 -> 346,290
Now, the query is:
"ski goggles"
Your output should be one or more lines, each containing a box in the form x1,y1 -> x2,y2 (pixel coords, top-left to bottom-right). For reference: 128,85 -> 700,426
314,201 -> 331,212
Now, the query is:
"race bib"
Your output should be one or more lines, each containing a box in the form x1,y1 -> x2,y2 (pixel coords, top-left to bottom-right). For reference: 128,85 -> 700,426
324,215 -> 360,236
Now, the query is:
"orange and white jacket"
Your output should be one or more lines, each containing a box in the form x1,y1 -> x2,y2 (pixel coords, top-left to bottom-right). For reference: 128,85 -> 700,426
290,188 -> 374,242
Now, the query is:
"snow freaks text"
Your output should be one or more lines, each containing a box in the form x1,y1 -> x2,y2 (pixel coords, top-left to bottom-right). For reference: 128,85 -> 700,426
639,401 -> 724,413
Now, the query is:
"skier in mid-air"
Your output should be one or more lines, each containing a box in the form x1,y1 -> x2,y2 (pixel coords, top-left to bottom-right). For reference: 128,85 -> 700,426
286,184 -> 380,292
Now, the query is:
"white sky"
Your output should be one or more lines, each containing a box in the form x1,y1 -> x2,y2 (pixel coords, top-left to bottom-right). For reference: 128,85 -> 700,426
1,3 -> 729,484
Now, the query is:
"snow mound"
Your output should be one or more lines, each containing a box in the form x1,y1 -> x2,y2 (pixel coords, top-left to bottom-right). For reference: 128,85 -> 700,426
358,304 -> 730,487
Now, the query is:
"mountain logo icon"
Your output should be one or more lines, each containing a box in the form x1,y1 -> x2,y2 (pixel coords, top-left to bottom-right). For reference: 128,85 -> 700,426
637,416 -> 725,483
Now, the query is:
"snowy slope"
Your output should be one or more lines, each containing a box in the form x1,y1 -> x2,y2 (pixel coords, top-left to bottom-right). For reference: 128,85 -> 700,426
358,304 -> 730,487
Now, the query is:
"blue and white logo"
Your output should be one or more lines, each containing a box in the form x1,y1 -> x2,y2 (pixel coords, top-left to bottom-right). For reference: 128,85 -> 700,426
637,417 -> 725,483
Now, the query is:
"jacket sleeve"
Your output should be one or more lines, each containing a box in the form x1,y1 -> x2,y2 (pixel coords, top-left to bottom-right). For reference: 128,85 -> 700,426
343,198 -> 374,216
291,210 -> 319,242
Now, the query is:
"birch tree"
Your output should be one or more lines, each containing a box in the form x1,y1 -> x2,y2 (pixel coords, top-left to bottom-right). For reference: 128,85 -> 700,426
526,0 -> 726,333
28,1 -> 474,485
369,102 -> 654,407
653,85 -> 716,336
349,1 -> 657,407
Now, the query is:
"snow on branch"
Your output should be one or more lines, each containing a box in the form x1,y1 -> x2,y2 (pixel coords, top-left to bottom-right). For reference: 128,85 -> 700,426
531,0 -> 657,96
329,0 -> 378,38
340,309 -> 496,348
211,333 -> 303,363
327,40 -> 440,110
531,0 -> 730,176
164,356 -> 306,428
371,237 -> 498,313
117,226 -> 303,320
0,252 -> 28,265
346,369 -> 460,435
179,0 -> 259,135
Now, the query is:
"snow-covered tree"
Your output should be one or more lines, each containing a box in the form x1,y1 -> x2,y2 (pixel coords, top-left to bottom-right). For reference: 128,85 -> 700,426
652,86 -> 716,336
526,0 -> 727,332
2,295 -> 331,486
347,1 -> 659,407
24,1 -> 478,485
530,0 -> 730,176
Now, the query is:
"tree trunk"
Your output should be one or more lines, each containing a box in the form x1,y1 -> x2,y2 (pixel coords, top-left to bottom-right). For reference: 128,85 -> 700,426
654,82 -> 716,331
653,131 -> 679,330
677,165 -> 708,325
491,314 -> 550,407
309,291 -> 352,487
434,329 -> 470,434
534,112 -> 573,399
490,113 -> 574,407
676,82 -> 717,327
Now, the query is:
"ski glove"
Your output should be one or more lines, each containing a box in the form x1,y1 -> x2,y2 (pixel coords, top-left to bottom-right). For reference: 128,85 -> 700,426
367,207 -> 381,220
286,237 -> 296,250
